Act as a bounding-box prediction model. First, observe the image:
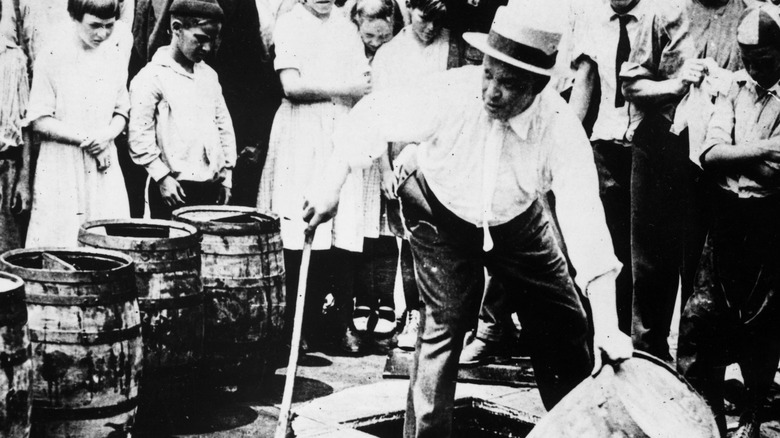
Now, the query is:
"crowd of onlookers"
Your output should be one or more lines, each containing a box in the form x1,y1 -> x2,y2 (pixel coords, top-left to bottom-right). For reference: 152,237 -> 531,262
3,0 -> 780,436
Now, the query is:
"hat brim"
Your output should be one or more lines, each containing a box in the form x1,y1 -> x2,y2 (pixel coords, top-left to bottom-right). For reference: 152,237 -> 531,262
462,32 -> 562,77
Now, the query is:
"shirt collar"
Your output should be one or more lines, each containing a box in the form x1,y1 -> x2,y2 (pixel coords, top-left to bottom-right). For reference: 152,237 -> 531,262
608,0 -> 650,22
507,90 -> 543,141
735,70 -> 780,103
151,46 -> 200,79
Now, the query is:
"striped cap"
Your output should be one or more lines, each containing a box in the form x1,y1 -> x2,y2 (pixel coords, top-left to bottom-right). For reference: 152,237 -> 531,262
737,4 -> 780,47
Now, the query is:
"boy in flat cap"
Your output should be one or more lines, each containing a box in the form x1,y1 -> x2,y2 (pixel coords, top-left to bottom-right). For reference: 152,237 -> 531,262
676,5 -> 780,437
128,0 -> 236,219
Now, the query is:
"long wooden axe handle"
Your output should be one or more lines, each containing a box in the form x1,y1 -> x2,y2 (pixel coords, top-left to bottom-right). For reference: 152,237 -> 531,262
275,233 -> 314,438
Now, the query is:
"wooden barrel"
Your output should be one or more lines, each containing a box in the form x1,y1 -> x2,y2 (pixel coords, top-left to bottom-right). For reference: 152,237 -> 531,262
172,206 -> 286,387
0,272 -> 33,437
0,248 -> 142,438
526,351 -> 719,438
77,219 -> 203,424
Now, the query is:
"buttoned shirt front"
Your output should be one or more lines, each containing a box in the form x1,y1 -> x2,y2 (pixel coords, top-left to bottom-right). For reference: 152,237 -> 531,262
128,46 -> 236,188
573,0 -> 651,144
702,71 -> 780,198
332,66 -> 620,291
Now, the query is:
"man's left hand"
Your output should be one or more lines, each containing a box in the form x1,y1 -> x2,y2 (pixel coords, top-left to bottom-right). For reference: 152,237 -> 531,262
592,328 -> 633,376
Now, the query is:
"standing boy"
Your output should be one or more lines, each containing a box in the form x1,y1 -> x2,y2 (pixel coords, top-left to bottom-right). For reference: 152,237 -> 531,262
677,5 -> 780,437
129,0 -> 236,219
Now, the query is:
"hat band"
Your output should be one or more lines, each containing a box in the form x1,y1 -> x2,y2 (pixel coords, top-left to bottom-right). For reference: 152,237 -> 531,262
487,30 -> 557,70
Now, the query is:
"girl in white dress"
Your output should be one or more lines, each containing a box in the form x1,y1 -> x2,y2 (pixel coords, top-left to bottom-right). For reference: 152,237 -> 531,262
257,0 -> 371,350
25,0 -> 131,248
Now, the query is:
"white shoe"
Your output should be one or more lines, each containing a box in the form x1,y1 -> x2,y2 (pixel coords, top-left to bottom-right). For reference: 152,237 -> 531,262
396,309 -> 420,351
374,306 -> 397,336
352,306 -> 372,333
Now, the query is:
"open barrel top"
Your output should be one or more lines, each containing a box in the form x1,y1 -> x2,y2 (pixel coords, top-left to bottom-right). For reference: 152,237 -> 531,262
0,271 -> 24,292
78,218 -> 201,252
0,247 -> 134,284
172,205 -> 279,235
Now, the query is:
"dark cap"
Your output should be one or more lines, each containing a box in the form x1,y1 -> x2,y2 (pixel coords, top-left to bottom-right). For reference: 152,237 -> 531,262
737,4 -> 780,48
170,0 -> 225,20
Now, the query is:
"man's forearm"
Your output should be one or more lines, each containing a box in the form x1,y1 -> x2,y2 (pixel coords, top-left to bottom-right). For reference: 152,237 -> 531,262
569,59 -> 597,123
622,77 -> 685,106
587,271 -> 621,336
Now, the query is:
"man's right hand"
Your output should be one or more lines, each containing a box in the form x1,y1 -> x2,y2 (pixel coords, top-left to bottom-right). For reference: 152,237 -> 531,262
674,58 -> 708,94
158,175 -> 187,207
302,188 -> 341,237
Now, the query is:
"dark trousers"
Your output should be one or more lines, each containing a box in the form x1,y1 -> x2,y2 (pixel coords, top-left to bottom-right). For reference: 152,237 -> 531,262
677,189 -> 780,436
401,239 -> 421,311
401,186 -> 591,438
592,140 -> 633,335
148,179 -> 222,220
630,114 -> 710,360
355,236 -> 398,309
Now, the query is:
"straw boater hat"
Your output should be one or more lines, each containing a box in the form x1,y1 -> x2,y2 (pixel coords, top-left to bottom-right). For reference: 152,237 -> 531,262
462,0 -> 564,76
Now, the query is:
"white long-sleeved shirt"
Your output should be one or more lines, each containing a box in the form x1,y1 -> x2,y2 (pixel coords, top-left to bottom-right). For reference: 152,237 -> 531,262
332,65 -> 620,292
128,46 -> 236,187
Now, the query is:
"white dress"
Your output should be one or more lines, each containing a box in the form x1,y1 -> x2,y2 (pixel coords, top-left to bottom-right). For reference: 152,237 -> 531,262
25,21 -> 131,248
257,4 -> 369,251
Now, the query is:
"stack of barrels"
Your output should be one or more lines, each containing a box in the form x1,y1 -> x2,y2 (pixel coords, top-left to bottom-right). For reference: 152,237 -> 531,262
0,206 -> 286,437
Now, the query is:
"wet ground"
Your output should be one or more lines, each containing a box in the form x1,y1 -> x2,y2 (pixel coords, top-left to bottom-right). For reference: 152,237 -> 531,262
124,341 -> 780,438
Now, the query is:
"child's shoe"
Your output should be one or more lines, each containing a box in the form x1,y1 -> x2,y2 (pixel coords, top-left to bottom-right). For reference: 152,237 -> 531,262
373,306 -> 397,336
352,306 -> 373,333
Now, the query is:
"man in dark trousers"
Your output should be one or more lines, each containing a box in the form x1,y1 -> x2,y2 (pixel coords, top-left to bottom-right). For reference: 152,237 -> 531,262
303,1 -> 632,436
621,0 -> 746,362
568,0 -> 651,334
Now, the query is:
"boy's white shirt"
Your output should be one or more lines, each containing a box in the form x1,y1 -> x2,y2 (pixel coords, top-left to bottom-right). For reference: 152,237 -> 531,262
128,46 -> 237,188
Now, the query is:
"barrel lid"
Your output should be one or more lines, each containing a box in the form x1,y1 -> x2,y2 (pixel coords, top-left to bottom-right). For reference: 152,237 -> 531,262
0,247 -> 134,284
78,218 -> 201,251
172,205 -> 280,235
0,271 -> 23,292
526,350 -> 719,438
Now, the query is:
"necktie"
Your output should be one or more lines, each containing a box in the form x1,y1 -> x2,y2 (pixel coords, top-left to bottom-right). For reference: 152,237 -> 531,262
615,14 -> 631,108
481,120 -> 508,252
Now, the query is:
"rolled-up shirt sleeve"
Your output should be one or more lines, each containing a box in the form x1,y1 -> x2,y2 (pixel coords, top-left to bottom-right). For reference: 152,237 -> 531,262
548,105 -> 622,293
128,71 -> 169,181
698,81 -> 737,167
620,12 -> 664,82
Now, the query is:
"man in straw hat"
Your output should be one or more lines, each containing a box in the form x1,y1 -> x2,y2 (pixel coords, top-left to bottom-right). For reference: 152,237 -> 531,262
677,4 -> 780,437
304,0 -> 632,436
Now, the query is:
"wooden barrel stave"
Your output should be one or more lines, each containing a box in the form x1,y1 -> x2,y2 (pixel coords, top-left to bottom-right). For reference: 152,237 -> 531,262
173,206 -> 286,387
78,219 -> 204,428
0,273 -> 33,438
0,249 -> 142,438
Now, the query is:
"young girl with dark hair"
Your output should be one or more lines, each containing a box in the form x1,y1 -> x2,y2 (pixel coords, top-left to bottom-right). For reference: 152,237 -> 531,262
25,0 -> 131,247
